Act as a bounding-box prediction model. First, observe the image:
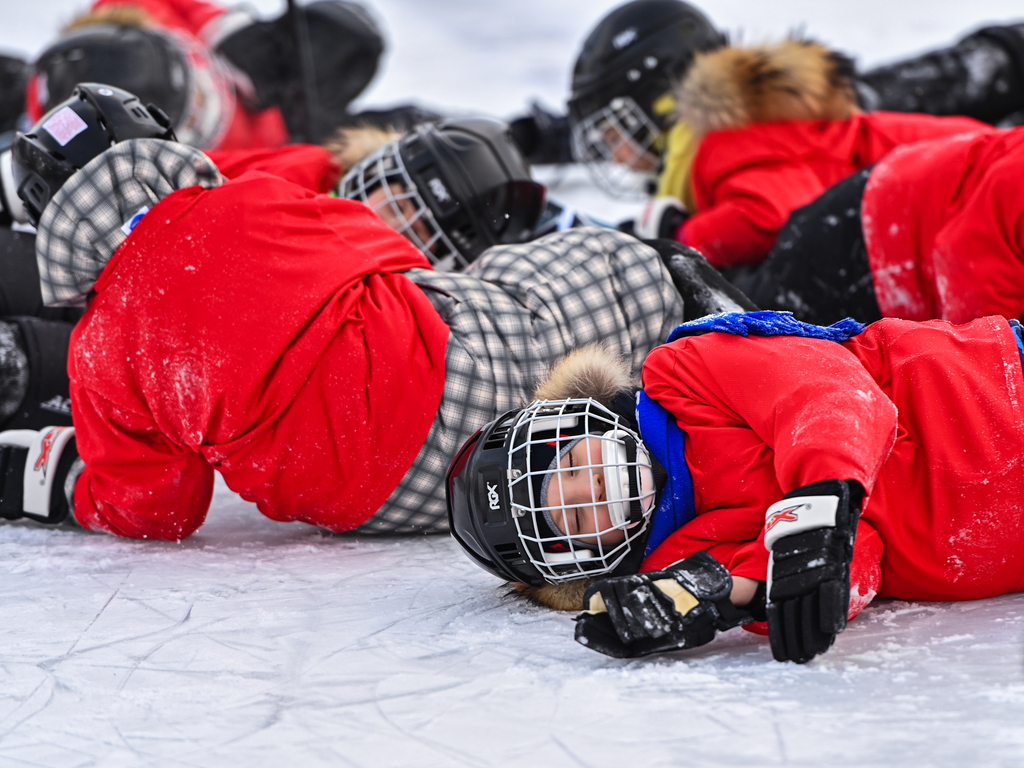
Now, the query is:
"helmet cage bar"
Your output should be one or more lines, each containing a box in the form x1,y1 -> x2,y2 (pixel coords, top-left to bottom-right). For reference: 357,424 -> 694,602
570,96 -> 660,200
507,399 -> 653,583
338,140 -> 468,271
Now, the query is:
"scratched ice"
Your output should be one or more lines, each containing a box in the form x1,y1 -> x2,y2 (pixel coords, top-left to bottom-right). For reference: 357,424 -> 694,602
3,1 -> 1024,766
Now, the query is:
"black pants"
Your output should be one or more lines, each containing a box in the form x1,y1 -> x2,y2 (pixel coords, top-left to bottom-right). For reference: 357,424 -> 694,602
730,167 -> 882,327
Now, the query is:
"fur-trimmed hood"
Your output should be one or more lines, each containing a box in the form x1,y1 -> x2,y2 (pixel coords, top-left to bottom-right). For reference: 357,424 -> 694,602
323,125 -> 402,171
674,39 -> 860,135
532,344 -> 635,405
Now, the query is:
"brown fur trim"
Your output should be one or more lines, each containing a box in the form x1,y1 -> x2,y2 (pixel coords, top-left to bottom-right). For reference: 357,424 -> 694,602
675,39 -> 860,135
511,580 -> 594,611
322,125 -> 403,172
64,5 -> 156,32
533,345 -> 635,405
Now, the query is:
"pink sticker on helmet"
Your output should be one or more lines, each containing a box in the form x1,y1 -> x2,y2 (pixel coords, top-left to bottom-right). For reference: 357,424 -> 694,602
42,106 -> 89,147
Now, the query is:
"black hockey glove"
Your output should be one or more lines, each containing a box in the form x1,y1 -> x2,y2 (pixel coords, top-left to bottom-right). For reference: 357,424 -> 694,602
574,551 -> 752,658
764,479 -> 863,663
632,197 -> 689,241
0,426 -> 79,524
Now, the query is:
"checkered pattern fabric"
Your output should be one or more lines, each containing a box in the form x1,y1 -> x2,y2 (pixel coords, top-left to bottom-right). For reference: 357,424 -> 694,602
36,139 -> 223,307
355,227 -> 684,534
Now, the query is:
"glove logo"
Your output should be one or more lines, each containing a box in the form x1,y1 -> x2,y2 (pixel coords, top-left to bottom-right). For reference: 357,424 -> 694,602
33,427 -> 66,483
765,504 -> 804,532
486,482 -> 500,511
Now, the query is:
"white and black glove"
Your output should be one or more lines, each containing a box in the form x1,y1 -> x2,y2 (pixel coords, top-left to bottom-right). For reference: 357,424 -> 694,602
632,196 -> 689,241
0,426 -> 79,524
574,551 -> 752,658
764,479 -> 863,663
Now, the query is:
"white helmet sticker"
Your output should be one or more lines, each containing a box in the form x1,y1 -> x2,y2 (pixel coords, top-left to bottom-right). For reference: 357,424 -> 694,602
42,106 -> 88,147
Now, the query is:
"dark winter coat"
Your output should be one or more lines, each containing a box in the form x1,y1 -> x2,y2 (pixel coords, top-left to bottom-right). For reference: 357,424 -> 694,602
635,317 -> 1024,610
664,41 -> 986,268
862,125 -> 1024,323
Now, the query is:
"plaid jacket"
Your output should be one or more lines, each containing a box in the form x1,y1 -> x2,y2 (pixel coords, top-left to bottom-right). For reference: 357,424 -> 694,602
358,227 -> 684,533
36,139 -> 223,307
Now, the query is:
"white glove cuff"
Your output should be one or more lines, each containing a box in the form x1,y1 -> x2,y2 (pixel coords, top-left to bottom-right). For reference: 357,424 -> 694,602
763,494 -> 839,551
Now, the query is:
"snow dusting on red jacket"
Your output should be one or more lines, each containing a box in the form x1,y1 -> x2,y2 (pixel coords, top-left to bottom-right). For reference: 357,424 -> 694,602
681,112 -> 985,268
862,126 -> 1024,323
69,172 -> 448,539
640,318 -> 1024,607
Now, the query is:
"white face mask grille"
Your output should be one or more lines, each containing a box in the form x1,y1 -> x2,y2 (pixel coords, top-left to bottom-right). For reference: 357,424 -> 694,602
506,398 -> 655,583
570,96 -> 660,200
337,141 -> 468,272
166,30 -> 234,151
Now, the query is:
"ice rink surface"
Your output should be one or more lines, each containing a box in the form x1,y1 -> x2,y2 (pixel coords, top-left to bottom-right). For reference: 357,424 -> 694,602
3,1 -> 1024,765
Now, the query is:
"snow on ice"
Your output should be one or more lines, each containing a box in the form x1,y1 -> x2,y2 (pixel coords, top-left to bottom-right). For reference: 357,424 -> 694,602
2,1 -> 1024,766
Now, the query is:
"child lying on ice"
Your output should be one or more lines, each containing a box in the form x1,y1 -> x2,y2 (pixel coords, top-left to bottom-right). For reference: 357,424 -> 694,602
447,311 -> 1024,663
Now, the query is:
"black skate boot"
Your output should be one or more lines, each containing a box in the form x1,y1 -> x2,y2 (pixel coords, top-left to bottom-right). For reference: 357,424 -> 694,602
643,239 -> 759,321
214,0 -> 384,142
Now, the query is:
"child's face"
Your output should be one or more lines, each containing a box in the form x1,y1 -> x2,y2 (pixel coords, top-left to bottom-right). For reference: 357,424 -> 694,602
544,437 -> 627,547
365,182 -> 434,248
603,124 -> 659,173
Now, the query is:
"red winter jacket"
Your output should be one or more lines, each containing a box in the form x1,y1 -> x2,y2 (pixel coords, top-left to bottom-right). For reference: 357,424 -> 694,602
862,127 -> 1024,323
679,112 -> 985,268
206,144 -> 342,192
640,318 -> 1024,613
68,172 -> 448,540
27,0 -> 289,150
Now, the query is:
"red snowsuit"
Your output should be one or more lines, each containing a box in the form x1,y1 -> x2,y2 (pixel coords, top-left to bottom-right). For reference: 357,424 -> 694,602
639,318 -> 1024,618
678,112 -> 985,268
206,144 -> 341,192
26,0 -> 289,150
862,126 -> 1024,324
68,171 -> 448,539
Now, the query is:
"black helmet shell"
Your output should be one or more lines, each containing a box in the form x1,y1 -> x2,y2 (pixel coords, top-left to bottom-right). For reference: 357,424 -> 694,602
33,24 -> 189,127
11,82 -> 175,224
446,411 -> 548,586
568,0 -> 725,131
399,118 -> 545,262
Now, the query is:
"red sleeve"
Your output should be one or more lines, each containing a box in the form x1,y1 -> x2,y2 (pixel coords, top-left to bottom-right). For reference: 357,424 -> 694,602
71,385 -> 214,541
683,142 -> 827,268
206,145 -> 342,192
92,0 -> 224,35
639,334 -> 898,578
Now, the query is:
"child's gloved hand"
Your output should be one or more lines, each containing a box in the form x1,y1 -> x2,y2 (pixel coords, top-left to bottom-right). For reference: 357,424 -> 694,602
574,551 -> 751,658
0,426 -> 79,524
764,479 -> 862,663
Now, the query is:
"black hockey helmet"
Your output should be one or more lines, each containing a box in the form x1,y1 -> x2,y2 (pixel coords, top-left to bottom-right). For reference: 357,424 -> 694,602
446,398 -> 657,586
568,0 -> 725,195
34,24 -> 189,131
11,82 -> 176,225
32,24 -> 235,148
338,117 -> 545,270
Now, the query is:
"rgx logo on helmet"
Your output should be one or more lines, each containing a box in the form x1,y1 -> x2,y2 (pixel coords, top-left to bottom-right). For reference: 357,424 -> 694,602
486,482 -> 500,510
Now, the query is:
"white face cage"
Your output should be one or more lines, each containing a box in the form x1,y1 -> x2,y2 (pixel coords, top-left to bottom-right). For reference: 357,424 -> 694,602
337,140 -> 467,272
166,30 -> 235,151
507,398 -> 656,583
570,96 -> 661,201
